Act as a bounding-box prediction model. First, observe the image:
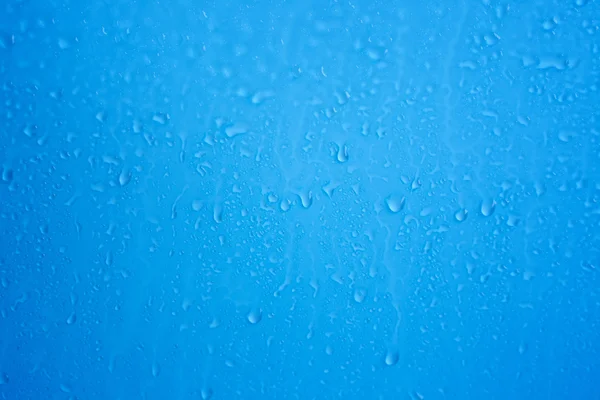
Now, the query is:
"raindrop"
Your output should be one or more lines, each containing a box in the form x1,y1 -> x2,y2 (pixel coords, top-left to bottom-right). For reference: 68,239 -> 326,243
518,342 -> 528,355
213,203 -> 223,223
410,177 -> 421,191
0,32 -> 15,49
59,383 -> 72,393
23,124 -> 37,137
298,191 -> 313,209
133,120 -> 142,133
385,195 -> 405,213
1,167 -> 13,183
251,90 -> 274,104
336,144 -> 349,163
280,199 -> 291,212
454,208 -> 468,222
152,113 -> 168,125
534,181 -> 546,196
353,288 -> 366,303
118,169 -> 131,186
66,312 -> 77,325
201,387 -> 213,400
96,111 -> 106,123
58,38 -> 70,49
507,214 -> 520,227
192,200 -> 203,211
152,361 -> 160,377
480,199 -> 496,217
247,308 -> 262,324
384,349 -> 399,366
225,123 -> 248,138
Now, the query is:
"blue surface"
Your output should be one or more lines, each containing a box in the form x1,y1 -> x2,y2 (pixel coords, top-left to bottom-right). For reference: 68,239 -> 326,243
1,0 -> 600,399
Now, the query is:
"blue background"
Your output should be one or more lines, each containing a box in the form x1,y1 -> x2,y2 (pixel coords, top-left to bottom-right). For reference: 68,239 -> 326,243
1,0 -> 599,399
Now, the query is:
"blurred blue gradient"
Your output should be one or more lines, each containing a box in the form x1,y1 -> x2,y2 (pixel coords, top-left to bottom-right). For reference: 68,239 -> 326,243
1,0 -> 599,399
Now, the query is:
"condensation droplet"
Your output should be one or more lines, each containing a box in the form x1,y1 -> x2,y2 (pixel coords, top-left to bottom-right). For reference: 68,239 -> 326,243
385,195 -> 405,213
247,308 -> 262,324
480,199 -> 496,217
119,169 -> 131,187
201,387 -> 213,400
384,349 -> 399,366
454,208 -> 468,222
353,288 -> 366,303
213,203 -> 223,223
152,361 -> 160,377
225,123 -> 248,138
336,144 -> 349,163
280,199 -> 291,212
66,312 -> 77,325
298,191 -> 313,209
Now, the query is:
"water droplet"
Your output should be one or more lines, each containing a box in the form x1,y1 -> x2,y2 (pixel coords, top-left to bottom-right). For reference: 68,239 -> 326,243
1,167 -> 13,183
247,308 -> 262,324
192,200 -> 203,211
66,312 -> 77,325
480,199 -> 496,217
225,123 -> 248,138
366,47 -> 384,61
58,38 -> 70,49
298,191 -> 313,209
280,199 -> 291,212
152,113 -> 168,125
410,178 -> 421,191
336,144 -> 349,163
542,19 -> 557,30
534,181 -> 546,196
96,111 -> 106,123
251,90 -> 274,104
105,251 -> 113,266
23,124 -> 37,137
0,32 -> 15,50
201,387 -> 213,400
59,383 -> 72,393
0,372 -> 9,384
118,169 -> 131,186
384,349 -> 399,366
133,119 -> 143,133
353,288 -> 366,303
385,195 -> 405,213
507,214 -> 520,227
213,203 -> 223,223
454,208 -> 468,222
518,341 -> 528,354
152,361 -> 160,377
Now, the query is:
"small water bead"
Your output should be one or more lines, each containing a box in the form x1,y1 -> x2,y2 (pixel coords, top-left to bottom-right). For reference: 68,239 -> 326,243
66,312 -> 77,325
247,308 -> 262,324
336,144 -> 349,163
384,349 -> 399,366
385,195 -> 405,213
507,214 -> 521,227
280,199 -> 291,212
410,177 -> 422,191
454,208 -> 468,222
480,199 -> 496,217
118,168 -> 131,186
353,288 -> 367,303
298,190 -> 313,209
